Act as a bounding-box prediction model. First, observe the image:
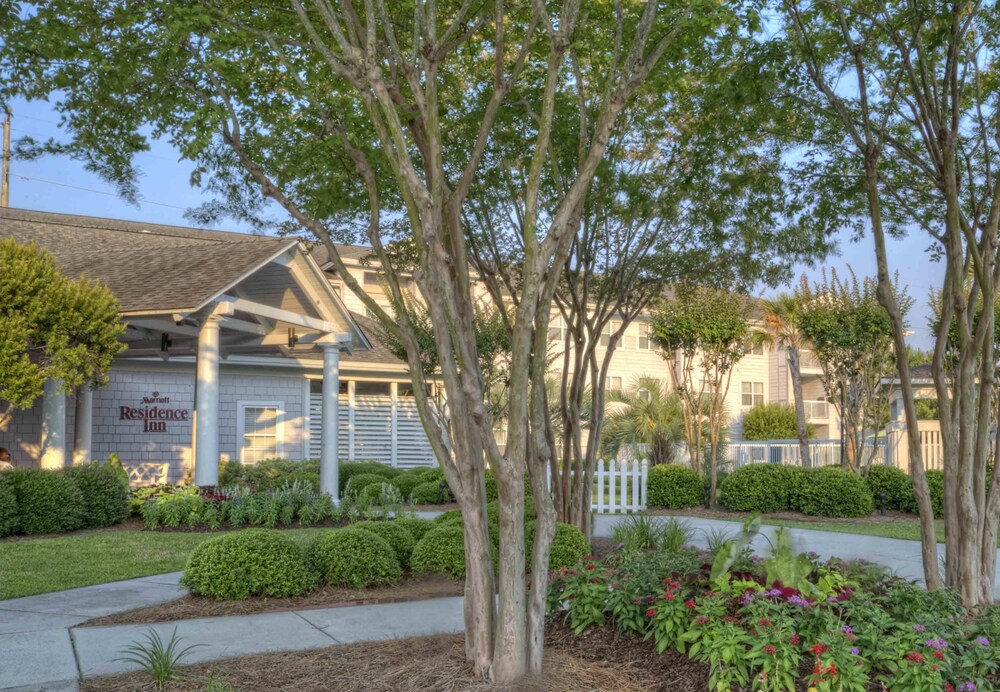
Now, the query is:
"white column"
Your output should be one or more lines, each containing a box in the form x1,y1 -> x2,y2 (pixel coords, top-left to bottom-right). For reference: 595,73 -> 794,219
73,386 -> 94,466
320,343 -> 341,502
347,380 -> 356,461
194,314 -> 222,486
390,382 -> 399,467
40,379 -> 66,469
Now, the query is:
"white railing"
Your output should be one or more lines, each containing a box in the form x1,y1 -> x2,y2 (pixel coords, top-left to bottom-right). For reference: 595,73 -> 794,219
799,351 -> 824,371
546,459 -> 649,514
804,400 -> 829,420
724,438 -> 887,468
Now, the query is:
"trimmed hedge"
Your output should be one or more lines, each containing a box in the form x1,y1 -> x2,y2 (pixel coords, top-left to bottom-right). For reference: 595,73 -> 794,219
309,528 -> 402,588
793,467 -> 874,518
390,474 -> 427,498
525,522 -> 590,569
393,517 -> 437,541
345,473 -> 390,497
900,469 -> 944,518
0,473 -> 17,536
434,508 -> 464,525
647,464 -> 704,509
3,468 -> 85,534
719,464 -> 806,514
411,525 -> 467,578
338,461 -> 396,493
865,465 -> 913,511
181,529 -> 317,600
64,465 -> 129,529
411,480 -> 452,504
356,521 -> 417,567
742,403 -> 813,441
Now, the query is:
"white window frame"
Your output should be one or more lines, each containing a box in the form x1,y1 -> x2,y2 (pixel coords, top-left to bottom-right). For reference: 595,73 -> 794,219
638,322 -> 653,350
605,375 -> 623,391
600,319 -> 622,348
236,400 -> 285,463
741,382 -> 764,408
637,387 -> 651,402
547,315 -> 566,343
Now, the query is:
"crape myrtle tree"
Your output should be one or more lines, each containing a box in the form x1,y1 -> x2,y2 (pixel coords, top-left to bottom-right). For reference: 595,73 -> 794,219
651,284 -> 756,505
462,31 -> 831,534
795,269 -> 909,472
6,0 -> 723,680
760,292 -> 812,465
775,0 -> 1000,605
0,239 -> 125,430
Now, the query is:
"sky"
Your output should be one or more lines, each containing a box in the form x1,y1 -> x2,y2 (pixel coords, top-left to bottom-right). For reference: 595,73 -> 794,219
6,96 -> 944,350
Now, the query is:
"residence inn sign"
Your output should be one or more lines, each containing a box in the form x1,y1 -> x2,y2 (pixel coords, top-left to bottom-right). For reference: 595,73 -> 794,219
119,392 -> 190,433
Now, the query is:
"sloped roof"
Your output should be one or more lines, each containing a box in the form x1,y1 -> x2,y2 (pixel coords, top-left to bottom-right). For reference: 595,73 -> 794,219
340,311 -> 406,364
0,208 -> 296,313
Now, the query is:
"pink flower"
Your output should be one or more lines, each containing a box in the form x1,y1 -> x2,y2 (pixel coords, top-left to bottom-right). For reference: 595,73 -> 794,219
763,644 -> 776,655
646,608 -> 656,618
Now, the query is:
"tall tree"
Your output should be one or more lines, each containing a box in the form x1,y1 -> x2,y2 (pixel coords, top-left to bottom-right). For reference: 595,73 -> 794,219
651,285 -> 754,505
774,0 -> 1000,604
6,0 -> 709,679
761,293 -> 812,466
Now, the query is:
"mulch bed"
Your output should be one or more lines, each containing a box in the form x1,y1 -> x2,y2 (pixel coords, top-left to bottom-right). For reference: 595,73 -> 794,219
80,626 -> 667,691
651,506 -> 921,525
83,575 -> 464,627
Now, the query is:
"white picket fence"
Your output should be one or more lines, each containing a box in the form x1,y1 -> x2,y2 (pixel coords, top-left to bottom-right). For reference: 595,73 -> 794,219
545,459 -> 649,514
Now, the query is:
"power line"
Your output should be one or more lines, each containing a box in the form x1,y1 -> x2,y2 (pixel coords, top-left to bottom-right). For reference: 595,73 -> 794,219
16,175 -> 189,210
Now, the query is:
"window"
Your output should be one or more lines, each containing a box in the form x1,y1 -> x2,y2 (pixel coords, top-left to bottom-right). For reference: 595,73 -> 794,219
547,315 -> 566,342
600,319 -> 622,347
622,324 -> 637,350
237,402 -> 284,463
638,322 -> 653,350
605,375 -> 623,391
355,381 -> 391,397
363,271 -> 381,286
741,382 -> 764,407
637,388 -> 651,402
750,340 -> 765,356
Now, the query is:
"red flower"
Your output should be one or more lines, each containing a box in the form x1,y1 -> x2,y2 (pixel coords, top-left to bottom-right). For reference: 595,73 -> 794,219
585,564 -> 596,571
946,684 -> 956,692
790,634 -> 801,645
723,615 -> 739,623
932,650 -> 945,661
905,652 -> 925,664
684,599 -> 696,609
664,592 -> 676,602
763,644 -> 776,655
930,664 -> 940,672
809,643 -> 829,655
758,618 -> 772,627
695,616 -> 710,625
646,608 -> 656,618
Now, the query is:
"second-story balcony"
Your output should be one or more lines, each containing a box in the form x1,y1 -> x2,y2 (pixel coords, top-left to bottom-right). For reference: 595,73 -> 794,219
799,350 -> 823,373
804,399 -> 830,420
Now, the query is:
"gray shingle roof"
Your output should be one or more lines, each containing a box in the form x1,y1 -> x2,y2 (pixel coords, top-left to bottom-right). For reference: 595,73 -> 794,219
0,208 -> 295,313
341,311 -> 406,365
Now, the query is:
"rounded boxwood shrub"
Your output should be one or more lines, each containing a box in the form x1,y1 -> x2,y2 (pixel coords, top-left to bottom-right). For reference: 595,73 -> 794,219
64,465 -> 129,528
356,521 -> 417,567
181,529 -> 317,600
525,521 -> 590,569
310,528 -> 402,588
394,517 -> 437,541
0,473 -> 17,536
345,473 -> 390,497
719,464 -> 806,514
434,508 -> 464,525
412,525 -> 467,578
900,469 -> 944,518
647,464 -> 704,509
359,481 -> 395,504
865,465 -> 913,511
390,474 -> 426,498
339,461 -> 393,492
5,468 -> 85,534
742,403 -> 814,441
411,480 -> 451,504
793,467 -> 874,518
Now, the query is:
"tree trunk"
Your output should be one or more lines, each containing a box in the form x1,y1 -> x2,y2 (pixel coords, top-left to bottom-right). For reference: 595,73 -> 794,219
787,347 -> 811,467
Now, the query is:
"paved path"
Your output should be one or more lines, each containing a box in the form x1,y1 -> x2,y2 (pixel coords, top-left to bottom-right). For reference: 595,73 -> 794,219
593,514 -> 1000,598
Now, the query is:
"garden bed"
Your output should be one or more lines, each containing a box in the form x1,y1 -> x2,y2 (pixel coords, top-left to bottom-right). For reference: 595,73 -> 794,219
79,625 -> 689,691
653,506 -> 919,525
83,575 -> 463,627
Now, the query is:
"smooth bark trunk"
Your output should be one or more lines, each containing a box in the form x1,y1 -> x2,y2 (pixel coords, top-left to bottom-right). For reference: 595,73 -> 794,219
787,348 -> 811,467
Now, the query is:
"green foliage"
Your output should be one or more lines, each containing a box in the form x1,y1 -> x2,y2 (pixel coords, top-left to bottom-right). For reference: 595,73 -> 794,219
865,465 -> 913,511
545,523 -> 590,569
433,508 -> 464,526
761,528 -> 815,595
64,464 -> 129,528
900,470 -> 944,518
355,520 -> 417,567
0,239 -> 125,421
646,464 -> 705,509
411,525 -> 467,579
223,459 -> 321,491
410,480 -> 451,504
0,472 -> 17,536
610,515 -> 694,555
102,453 -> 131,490
338,461 -> 395,493
601,377 -> 686,464
344,473 -> 389,497
4,468 -> 85,535
794,467 -> 874,518
389,473 -> 426,498
181,529 -> 317,600
742,403 -> 814,441
710,514 -> 761,580
719,464 -> 806,514
392,517 -> 436,541
309,528 -> 402,588
115,627 -> 202,691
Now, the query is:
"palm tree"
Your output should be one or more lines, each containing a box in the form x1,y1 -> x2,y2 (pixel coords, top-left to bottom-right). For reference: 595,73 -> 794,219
761,293 -> 812,466
601,376 -> 684,465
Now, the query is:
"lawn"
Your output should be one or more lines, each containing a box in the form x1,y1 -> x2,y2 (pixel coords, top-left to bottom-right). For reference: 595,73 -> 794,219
667,512 -> 950,544
0,527 -> 330,600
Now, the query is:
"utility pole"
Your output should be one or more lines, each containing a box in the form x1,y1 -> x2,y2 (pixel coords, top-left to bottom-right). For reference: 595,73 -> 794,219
1,110 -> 10,208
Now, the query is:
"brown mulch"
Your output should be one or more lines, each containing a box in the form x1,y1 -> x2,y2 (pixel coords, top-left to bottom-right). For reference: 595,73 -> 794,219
80,627 -> 666,691
651,506 -> 920,525
83,575 -> 464,628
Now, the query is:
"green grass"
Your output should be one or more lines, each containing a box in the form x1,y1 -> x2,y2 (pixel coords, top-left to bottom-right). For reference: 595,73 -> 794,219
0,527 -> 331,600
669,513 -> 950,544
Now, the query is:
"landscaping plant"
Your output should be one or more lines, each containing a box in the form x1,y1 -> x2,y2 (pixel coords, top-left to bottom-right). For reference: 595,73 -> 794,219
115,627 -> 202,691
646,464 -> 705,510
309,528 -> 402,589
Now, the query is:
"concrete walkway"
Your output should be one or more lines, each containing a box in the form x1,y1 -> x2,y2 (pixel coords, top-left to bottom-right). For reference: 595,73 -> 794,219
593,514 -> 1000,599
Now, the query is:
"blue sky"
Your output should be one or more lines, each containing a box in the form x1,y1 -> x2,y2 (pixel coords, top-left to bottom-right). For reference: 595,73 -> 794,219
7,96 -> 943,349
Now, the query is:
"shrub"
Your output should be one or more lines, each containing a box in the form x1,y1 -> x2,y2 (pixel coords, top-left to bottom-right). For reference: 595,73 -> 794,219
339,461 -> 395,493
390,474 -> 426,498
792,467 -> 874,518
345,473 -> 390,497
741,403 -> 814,441
102,453 -> 131,490
64,464 -> 129,528
900,469 -> 944,518
411,480 -> 451,504
647,464 -> 704,509
309,528 -> 402,588
356,521 -> 417,567
434,508 -> 464,525
865,465 -> 913,511
4,468 -> 85,534
219,458 -> 244,486
394,517 -> 436,541
181,529 -> 317,599
0,473 -> 17,536
719,464 -> 807,514
525,522 -> 590,569
142,491 -> 208,529
297,494 -> 337,525
411,525 -> 466,578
